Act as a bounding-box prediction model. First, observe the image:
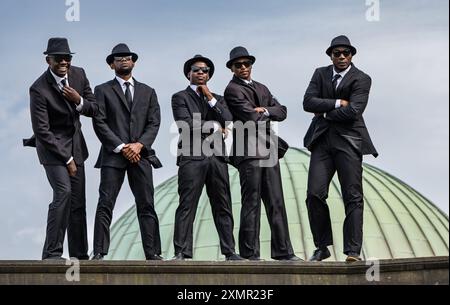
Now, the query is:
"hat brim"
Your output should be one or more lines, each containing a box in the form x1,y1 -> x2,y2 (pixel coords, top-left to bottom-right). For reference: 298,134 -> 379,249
326,45 -> 357,56
44,51 -> 75,55
106,52 -> 138,65
226,56 -> 256,69
184,56 -> 215,80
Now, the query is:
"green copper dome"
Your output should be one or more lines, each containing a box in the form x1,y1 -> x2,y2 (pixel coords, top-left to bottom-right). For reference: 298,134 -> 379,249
106,148 -> 449,261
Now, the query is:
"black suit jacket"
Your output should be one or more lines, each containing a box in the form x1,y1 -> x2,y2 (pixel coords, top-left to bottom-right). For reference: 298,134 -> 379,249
24,67 -> 98,165
93,78 -> 162,169
303,64 -> 378,157
224,76 -> 289,166
172,87 -> 233,166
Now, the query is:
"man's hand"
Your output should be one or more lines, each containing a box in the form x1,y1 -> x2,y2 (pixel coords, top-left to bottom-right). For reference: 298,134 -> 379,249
197,85 -> 214,101
340,99 -> 350,107
122,143 -> 144,163
254,107 -> 266,114
62,86 -> 82,105
221,128 -> 229,139
67,159 -> 77,177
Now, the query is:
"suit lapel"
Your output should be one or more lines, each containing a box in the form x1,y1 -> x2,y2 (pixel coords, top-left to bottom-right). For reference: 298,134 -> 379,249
111,79 -> 131,113
131,78 -> 143,112
232,76 -> 259,107
336,64 -> 358,96
186,86 -> 205,116
325,66 -> 335,98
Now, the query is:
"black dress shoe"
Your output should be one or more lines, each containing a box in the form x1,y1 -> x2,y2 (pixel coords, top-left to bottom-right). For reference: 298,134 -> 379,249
309,248 -> 331,262
225,253 -> 246,261
147,254 -> 164,261
92,253 -> 104,261
247,256 -> 265,261
275,255 -> 304,262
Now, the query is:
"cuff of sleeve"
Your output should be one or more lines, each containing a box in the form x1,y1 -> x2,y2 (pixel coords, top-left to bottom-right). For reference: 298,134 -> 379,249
66,157 -> 74,165
263,108 -> 270,117
76,97 -> 84,112
335,100 -> 341,109
212,122 -> 221,133
114,143 -> 125,153
208,98 -> 218,108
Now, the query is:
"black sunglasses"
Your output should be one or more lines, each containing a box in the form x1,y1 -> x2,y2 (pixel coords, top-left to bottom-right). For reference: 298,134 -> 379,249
233,61 -> 252,69
49,55 -> 73,63
191,66 -> 210,74
332,49 -> 352,58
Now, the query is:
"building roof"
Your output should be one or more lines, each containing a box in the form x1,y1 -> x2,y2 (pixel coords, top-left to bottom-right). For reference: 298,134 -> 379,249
106,148 -> 449,261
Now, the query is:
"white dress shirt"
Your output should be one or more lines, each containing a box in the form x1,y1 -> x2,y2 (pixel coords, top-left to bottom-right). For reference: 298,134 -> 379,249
115,76 -> 135,99
333,65 -> 352,109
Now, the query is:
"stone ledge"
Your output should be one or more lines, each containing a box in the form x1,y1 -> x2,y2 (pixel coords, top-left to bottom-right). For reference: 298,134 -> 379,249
0,256 -> 448,285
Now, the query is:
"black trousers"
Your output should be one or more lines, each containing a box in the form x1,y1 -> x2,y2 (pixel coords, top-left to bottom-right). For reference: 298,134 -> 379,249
93,159 -> 161,259
238,159 -> 294,259
306,128 -> 364,255
42,164 -> 88,260
174,156 -> 235,258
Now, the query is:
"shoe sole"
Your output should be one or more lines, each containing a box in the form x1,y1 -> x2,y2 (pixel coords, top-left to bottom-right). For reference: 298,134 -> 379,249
345,257 -> 362,262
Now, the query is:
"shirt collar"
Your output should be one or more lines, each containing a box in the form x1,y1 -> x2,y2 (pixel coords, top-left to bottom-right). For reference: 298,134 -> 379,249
190,84 -> 199,94
50,69 -> 68,85
333,64 -> 352,79
241,78 -> 253,85
116,76 -> 134,87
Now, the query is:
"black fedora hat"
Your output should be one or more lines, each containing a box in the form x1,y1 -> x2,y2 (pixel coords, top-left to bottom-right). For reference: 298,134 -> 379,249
183,54 -> 215,79
106,43 -> 138,65
43,38 -> 75,55
326,35 -> 357,56
226,46 -> 256,69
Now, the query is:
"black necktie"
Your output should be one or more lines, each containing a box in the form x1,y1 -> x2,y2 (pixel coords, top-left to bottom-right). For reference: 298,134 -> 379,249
332,74 -> 342,91
124,82 -> 133,109
60,78 -> 67,92
196,90 -> 207,114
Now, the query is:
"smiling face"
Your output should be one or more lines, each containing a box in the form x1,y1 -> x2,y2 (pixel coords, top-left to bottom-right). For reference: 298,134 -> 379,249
188,61 -> 210,85
331,47 -> 353,72
231,57 -> 253,81
46,54 -> 72,77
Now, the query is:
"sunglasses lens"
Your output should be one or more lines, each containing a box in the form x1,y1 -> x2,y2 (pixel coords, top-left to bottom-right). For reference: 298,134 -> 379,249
114,56 -> 132,62
333,50 -> 351,57
234,61 -> 251,69
191,66 -> 210,73
53,55 -> 72,62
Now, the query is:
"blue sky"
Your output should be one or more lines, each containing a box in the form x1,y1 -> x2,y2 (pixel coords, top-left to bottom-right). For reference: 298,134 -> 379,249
0,0 -> 448,259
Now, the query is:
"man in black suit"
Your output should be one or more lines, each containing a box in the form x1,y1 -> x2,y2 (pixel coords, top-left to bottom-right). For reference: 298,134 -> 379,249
171,55 -> 243,261
92,44 -> 163,260
224,47 -> 300,261
24,38 -> 98,260
303,35 -> 378,262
